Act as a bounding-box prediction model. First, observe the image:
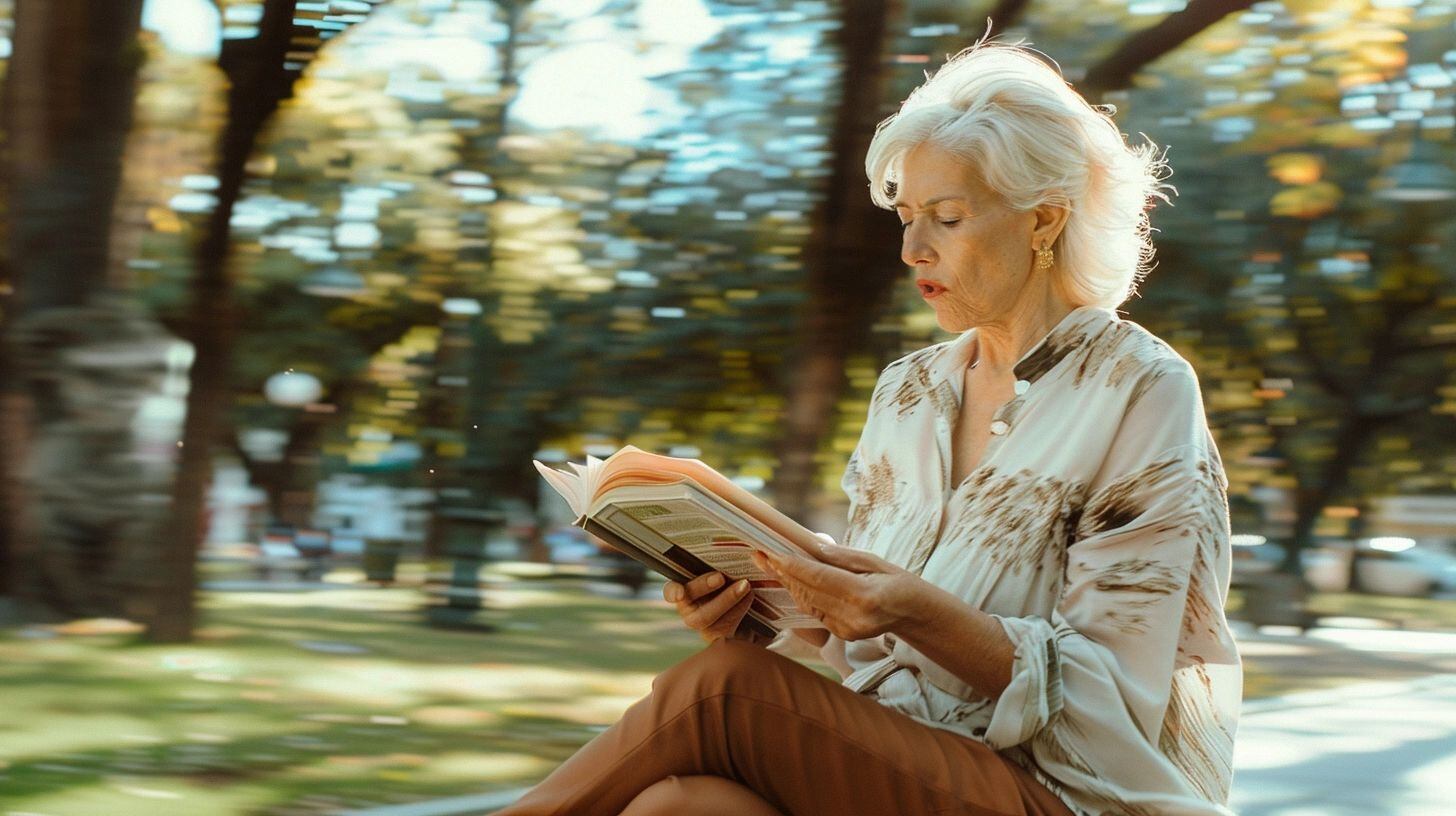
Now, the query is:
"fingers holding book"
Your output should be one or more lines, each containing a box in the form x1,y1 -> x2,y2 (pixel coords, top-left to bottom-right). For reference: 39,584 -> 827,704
751,546 -> 915,642
665,571 -> 757,644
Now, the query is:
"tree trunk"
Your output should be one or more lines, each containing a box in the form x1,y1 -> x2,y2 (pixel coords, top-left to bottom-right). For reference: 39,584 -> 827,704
146,0 -> 302,642
0,0 -> 152,619
771,0 -> 903,523
1284,418 -> 1376,575
422,0 -> 531,560
1,0 -> 144,309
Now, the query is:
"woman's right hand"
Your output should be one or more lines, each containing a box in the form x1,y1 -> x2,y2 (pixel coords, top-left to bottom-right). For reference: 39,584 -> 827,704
663,571 -> 757,644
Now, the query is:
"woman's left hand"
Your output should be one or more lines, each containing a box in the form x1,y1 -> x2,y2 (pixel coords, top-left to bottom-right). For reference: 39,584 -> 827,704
752,536 -> 920,642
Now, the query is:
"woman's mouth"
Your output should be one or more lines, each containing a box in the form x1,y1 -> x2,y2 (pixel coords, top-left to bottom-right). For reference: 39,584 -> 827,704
917,279 -> 948,299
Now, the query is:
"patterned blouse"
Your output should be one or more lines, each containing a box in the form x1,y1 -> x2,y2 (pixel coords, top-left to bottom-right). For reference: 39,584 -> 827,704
772,304 -> 1241,816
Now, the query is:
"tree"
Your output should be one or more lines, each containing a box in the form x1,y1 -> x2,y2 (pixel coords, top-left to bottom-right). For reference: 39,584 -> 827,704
770,0 -> 903,522
1097,2 -> 1456,572
1079,0 -> 1258,99
0,0 -> 157,620
150,0 -> 388,642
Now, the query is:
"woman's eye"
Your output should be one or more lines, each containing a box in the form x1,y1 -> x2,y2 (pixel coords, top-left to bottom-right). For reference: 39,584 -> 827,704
938,219 -> 961,227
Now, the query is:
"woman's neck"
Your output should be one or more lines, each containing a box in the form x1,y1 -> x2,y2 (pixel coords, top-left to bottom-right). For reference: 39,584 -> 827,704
970,298 -> 1076,375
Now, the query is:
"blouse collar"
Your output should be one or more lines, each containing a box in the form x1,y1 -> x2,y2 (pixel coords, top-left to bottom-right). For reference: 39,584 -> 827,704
930,304 -> 1117,390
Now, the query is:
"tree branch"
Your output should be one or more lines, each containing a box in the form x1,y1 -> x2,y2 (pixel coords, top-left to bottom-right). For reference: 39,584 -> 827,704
1390,336 -> 1456,357
1080,0 -> 1257,97
1290,318 -> 1352,400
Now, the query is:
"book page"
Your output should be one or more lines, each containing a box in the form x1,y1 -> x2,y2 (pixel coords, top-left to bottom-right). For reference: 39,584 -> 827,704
593,446 -> 826,557
608,498 -> 824,629
533,460 -> 585,517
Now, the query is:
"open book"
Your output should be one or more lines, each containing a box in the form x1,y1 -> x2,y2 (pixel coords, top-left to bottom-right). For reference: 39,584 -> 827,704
532,445 -> 830,639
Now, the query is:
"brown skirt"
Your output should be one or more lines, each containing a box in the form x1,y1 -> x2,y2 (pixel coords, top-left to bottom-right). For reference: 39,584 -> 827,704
493,637 -> 1075,816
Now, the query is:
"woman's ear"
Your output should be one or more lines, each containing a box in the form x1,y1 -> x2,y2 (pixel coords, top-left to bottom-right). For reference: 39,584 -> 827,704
1031,200 -> 1070,249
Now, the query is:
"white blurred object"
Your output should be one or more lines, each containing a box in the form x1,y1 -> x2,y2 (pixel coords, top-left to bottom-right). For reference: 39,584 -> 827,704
1355,541 -> 1454,596
264,371 -> 323,407
1302,546 -> 1354,593
141,0 -> 222,56
442,298 -> 483,316
205,463 -> 266,545
129,339 -> 194,464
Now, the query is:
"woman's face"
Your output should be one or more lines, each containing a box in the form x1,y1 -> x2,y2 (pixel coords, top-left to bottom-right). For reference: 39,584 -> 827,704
895,142 -> 1043,333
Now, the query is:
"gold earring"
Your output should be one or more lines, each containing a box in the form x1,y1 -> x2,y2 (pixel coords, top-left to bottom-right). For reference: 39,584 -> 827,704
1035,245 -> 1054,271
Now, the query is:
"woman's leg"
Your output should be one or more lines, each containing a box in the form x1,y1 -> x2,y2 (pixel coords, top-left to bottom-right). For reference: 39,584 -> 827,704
493,637 -> 1072,816
618,774 -> 785,816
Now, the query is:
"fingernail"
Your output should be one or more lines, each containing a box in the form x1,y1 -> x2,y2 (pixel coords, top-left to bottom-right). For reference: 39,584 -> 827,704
667,584 -> 682,602
707,573 -> 724,589
736,579 -> 751,595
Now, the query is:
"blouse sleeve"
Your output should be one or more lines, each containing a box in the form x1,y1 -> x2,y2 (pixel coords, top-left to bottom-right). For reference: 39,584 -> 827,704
982,362 -> 1231,755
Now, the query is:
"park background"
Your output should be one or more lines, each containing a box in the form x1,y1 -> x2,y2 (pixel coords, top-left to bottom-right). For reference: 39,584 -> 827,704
2,0 -> 1455,814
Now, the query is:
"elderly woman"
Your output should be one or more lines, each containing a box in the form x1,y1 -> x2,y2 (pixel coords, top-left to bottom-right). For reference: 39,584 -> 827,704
499,38 -> 1241,816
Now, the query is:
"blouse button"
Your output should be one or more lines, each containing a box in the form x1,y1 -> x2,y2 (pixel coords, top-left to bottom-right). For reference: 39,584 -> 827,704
990,420 -> 1009,435
1014,379 -> 1030,396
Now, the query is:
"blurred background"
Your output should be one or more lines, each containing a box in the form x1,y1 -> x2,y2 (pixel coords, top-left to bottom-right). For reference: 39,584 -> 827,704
1,0 -> 1454,814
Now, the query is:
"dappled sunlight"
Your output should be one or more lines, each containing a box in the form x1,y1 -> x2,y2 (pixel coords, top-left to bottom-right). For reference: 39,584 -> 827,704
49,618 -> 147,636
404,751 -> 555,783
592,616 -> 685,638
291,660 -> 657,707
8,582 -> 1456,813
501,694 -> 643,726
1233,681 -> 1456,813
1234,719 -> 1449,772
4,0 -> 1456,811
408,706 -> 501,728
204,589 -> 423,613
0,584 -> 693,813
0,711 -> 179,764
1307,627 -> 1456,655
10,779 -> 271,816
1236,639 -> 1319,657
295,751 -> 550,786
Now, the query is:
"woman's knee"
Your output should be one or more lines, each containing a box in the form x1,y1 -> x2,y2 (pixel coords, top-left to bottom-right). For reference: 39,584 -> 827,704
653,636 -> 791,700
619,774 -> 783,816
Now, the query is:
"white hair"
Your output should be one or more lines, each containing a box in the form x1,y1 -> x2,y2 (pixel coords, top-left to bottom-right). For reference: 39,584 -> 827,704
864,33 -> 1175,309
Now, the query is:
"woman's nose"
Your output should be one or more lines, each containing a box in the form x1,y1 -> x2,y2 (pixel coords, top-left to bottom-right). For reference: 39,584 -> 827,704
901,223 -> 934,267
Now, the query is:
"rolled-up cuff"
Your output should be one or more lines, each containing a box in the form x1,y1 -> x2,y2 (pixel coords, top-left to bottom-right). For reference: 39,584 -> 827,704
983,614 -> 1064,750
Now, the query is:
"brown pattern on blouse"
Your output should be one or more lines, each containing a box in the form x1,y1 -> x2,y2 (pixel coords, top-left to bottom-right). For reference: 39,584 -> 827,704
807,305 -> 1242,816
843,451 -> 898,551
938,467 -> 1087,577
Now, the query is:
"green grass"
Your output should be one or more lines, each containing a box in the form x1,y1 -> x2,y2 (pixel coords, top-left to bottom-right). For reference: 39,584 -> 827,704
1227,588 -> 1456,630
3,581 -> 1453,815
1305,591 -> 1456,630
0,585 -> 712,815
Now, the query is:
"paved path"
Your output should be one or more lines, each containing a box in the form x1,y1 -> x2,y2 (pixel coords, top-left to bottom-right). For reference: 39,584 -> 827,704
1232,675 -> 1456,816
1229,626 -> 1456,816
